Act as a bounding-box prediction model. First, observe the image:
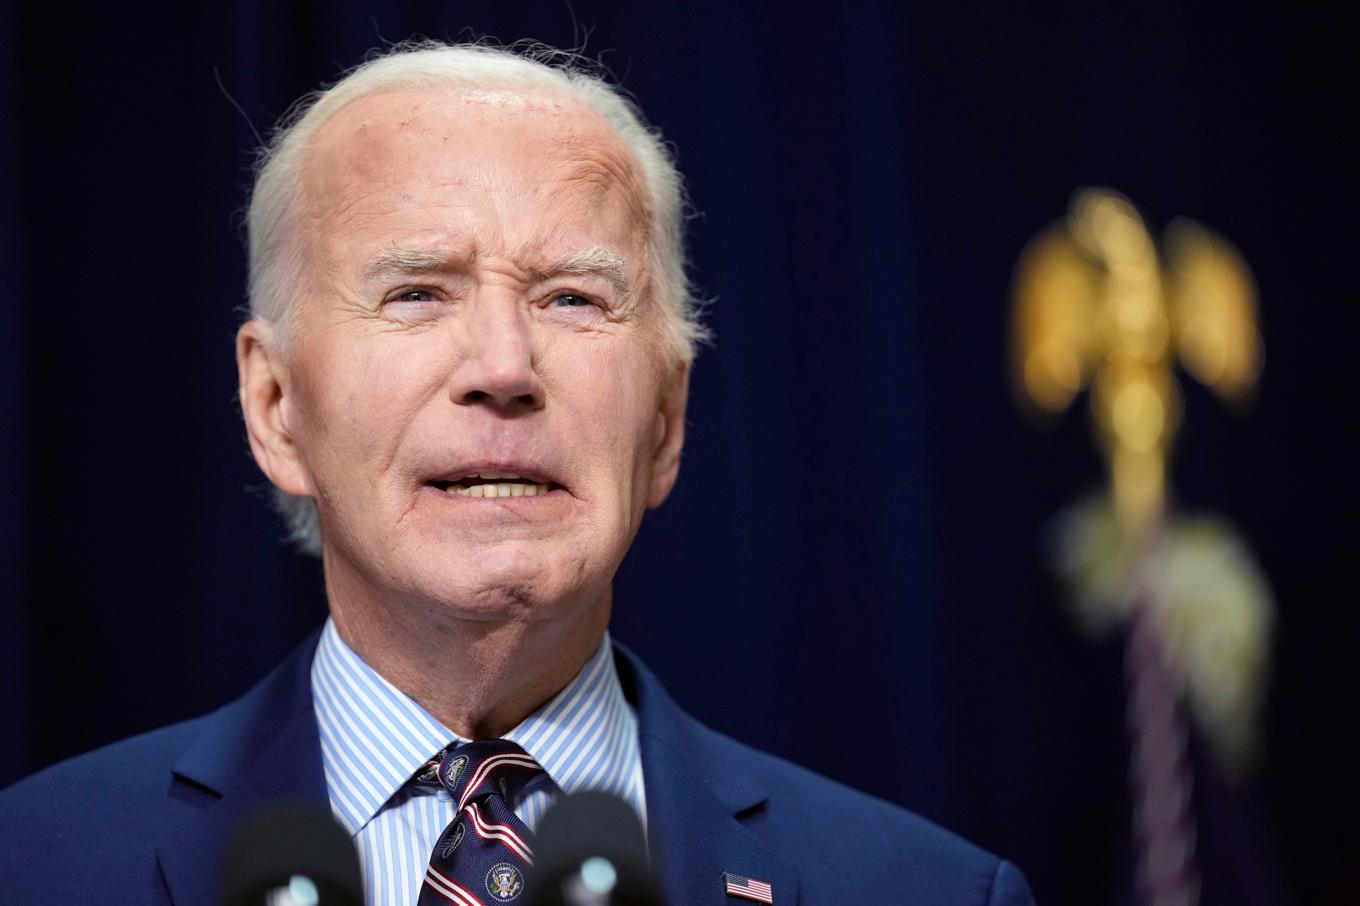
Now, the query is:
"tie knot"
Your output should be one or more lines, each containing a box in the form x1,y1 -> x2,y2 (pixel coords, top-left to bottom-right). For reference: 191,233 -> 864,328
415,739 -> 545,811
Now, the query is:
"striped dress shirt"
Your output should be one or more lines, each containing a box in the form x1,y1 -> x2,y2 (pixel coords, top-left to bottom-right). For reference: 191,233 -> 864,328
311,619 -> 647,906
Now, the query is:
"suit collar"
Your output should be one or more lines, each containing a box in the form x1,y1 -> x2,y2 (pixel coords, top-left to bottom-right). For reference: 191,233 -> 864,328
615,644 -> 800,906
158,630 -> 329,906
154,632 -> 801,906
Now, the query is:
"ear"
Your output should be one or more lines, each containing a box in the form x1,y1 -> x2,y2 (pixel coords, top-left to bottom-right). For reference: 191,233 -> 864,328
646,360 -> 690,508
236,320 -> 315,498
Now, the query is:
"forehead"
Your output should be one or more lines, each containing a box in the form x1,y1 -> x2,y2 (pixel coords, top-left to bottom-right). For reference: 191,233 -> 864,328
300,84 -> 648,260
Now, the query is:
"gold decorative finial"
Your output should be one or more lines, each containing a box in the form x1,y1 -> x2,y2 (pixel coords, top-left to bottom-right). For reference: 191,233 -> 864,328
1012,188 -> 1262,539
1014,188 -> 1274,778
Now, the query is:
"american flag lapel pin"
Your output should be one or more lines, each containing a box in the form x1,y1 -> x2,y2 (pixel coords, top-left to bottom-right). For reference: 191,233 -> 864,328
722,871 -> 773,904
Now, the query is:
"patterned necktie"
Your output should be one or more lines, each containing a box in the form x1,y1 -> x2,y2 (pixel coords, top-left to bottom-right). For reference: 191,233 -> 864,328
413,739 -> 548,906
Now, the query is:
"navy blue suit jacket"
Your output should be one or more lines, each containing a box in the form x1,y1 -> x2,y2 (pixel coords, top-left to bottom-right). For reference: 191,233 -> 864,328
0,632 -> 1035,904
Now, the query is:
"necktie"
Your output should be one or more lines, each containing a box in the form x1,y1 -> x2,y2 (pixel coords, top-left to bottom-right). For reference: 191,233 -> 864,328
413,740 -> 548,906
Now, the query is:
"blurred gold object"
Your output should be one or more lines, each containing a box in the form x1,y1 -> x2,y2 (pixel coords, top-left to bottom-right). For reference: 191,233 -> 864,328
1012,188 -> 1262,537
1014,188 -> 1273,777
1047,495 -> 1274,776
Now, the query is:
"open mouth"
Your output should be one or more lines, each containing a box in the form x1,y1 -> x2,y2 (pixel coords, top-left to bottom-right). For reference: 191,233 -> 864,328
428,472 -> 563,499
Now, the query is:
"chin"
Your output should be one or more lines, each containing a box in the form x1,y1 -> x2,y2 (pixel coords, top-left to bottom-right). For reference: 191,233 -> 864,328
404,555 -> 576,624
357,515 -> 617,620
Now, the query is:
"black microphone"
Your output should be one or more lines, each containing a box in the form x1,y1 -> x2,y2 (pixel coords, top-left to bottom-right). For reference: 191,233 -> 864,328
526,791 -> 662,906
221,801 -> 363,906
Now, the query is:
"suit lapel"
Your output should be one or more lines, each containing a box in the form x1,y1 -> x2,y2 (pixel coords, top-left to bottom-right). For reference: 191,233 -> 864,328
156,632 -> 330,906
616,646 -> 801,906
153,635 -> 801,905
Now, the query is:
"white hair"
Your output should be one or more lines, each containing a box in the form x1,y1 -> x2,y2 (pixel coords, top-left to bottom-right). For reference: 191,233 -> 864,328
244,40 -> 706,556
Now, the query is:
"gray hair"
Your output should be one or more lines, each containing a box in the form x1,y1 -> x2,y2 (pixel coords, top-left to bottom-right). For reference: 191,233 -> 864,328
244,40 -> 706,556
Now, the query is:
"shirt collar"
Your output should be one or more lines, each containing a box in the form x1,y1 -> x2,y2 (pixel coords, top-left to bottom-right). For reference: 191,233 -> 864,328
311,617 -> 638,835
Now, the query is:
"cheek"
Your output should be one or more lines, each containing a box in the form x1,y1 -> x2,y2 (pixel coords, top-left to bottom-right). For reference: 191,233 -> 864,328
546,342 -> 662,490
294,338 -> 445,484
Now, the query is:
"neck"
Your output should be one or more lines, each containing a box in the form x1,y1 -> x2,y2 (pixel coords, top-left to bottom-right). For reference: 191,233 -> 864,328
323,564 -> 611,740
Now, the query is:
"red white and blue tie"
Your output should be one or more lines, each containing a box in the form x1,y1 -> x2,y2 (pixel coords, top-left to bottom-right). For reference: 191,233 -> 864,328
413,740 -> 548,906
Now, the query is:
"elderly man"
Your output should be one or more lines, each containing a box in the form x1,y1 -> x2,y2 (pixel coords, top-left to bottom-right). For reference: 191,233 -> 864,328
0,42 -> 1034,905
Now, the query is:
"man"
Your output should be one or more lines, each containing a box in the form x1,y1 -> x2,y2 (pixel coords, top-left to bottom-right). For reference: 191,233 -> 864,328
0,42 -> 1034,905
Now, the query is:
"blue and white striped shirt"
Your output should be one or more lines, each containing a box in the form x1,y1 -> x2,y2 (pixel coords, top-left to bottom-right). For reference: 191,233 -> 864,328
311,619 -> 647,906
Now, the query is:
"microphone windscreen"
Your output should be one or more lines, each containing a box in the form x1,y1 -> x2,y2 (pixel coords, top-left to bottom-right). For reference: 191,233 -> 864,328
221,800 -> 362,906
527,791 -> 660,905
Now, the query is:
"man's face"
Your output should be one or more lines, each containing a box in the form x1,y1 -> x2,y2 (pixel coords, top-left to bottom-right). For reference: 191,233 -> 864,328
245,86 -> 687,624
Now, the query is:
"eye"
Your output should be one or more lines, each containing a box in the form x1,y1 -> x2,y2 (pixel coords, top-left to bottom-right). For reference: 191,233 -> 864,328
382,286 -> 445,323
538,289 -> 609,325
550,292 -> 594,308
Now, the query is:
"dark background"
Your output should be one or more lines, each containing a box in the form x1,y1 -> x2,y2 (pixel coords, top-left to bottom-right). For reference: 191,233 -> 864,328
2,2 -> 1354,904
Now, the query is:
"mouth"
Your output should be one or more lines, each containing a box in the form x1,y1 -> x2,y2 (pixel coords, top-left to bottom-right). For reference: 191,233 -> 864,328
426,470 -> 565,499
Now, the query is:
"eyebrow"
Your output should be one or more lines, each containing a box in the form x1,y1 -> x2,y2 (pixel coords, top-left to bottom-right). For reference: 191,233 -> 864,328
363,248 -> 456,281
533,246 -> 633,300
364,245 -> 633,300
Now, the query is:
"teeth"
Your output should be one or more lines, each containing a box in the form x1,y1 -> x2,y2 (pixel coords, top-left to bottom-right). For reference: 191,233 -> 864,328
477,472 -> 523,480
447,483 -> 551,498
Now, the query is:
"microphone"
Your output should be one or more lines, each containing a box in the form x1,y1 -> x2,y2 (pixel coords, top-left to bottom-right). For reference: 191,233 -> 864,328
221,801 -> 363,906
526,791 -> 661,906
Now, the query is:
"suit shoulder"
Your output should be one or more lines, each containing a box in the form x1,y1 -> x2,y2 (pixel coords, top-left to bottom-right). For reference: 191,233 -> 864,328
0,715 -> 210,836
619,645 -> 1036,903
0,717 -> 220,903
711,727 -> 986,851
1,630 -> 322,823
698,727 -> 1035,904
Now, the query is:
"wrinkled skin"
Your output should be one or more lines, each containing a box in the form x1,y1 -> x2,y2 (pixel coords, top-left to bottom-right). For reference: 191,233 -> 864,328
237,85 -> 689,734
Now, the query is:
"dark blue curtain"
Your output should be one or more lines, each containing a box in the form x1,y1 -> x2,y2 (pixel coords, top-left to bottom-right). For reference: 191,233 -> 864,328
3,3 -> 1354,905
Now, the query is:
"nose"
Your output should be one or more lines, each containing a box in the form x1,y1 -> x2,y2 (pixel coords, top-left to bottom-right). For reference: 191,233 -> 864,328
449,297 -> 545,413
